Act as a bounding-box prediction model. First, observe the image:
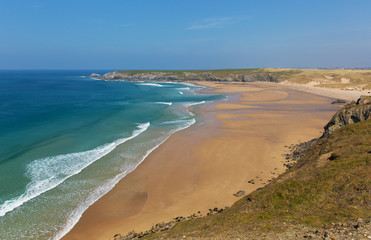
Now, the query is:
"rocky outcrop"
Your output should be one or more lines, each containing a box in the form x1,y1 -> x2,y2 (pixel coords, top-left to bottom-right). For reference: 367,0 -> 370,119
87,73 -> 101,78
99,71 -> 279,83
242,73 -> 277,82
323,96 -> 371,136
101,72 -> 180,81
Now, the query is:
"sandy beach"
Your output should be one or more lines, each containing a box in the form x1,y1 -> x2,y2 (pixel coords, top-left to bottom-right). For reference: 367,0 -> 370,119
278,81 -> 371,101
63,82 -> 346,240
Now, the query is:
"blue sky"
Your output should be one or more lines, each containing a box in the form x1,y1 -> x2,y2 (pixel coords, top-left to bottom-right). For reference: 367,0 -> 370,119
1,0 -> 371,69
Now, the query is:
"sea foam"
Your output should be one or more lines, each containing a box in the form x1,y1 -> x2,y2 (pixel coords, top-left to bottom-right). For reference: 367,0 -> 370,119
183,101 -> 206,116
0,123 -> 150,217
53,118 -> 196,240
156,102 -> 172,106
185,101 -> 206,107
137,83 -> 164,87
180,82 -> 205,88
177,87 -> 191,91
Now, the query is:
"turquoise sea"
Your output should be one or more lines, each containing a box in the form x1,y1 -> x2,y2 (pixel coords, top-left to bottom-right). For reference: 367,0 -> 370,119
0,70 -> 222,239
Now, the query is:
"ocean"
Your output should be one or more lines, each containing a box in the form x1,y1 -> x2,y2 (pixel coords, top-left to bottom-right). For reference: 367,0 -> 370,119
0,70 -> 222,239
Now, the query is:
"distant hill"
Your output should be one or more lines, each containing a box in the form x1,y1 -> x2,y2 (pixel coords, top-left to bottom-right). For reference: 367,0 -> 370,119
99,68 -> 371,90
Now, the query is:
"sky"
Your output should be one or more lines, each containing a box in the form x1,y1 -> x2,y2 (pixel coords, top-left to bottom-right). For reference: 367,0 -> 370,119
1,0 -> 371,70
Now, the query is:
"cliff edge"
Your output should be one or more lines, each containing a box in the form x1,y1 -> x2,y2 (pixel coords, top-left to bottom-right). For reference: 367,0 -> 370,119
323,96 -> 371,136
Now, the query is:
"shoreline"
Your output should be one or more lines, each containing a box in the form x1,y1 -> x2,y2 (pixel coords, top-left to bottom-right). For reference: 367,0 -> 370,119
54,94 -> 206,239
63,81 -> 344,240
54,118 -> 197,240
60,89 -> 221,240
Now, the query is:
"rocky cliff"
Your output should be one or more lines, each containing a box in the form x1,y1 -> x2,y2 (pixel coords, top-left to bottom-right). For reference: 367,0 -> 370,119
100,71 -> 279,83
323,96 -> 371,136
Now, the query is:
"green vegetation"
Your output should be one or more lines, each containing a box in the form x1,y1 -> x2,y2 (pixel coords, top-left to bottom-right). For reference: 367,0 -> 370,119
145,120 -> 371,238
116,68 -> 371,90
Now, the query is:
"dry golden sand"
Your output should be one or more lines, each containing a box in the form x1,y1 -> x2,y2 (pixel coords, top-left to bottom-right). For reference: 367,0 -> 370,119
278,81 -> 371,101
63,82 -> 341,240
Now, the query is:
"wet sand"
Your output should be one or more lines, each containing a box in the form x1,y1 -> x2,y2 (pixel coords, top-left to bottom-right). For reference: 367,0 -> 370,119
63,82 -> 341,240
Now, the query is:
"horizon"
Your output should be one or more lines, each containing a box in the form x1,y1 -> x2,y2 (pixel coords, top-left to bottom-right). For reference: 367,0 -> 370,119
1,0 -> 371,69
1,67 -> 371,71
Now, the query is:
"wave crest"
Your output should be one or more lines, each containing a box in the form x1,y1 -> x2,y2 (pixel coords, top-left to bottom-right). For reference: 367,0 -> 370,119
137,83 -> 163,87
155,102 -> 172,106
0,123 -> 150,217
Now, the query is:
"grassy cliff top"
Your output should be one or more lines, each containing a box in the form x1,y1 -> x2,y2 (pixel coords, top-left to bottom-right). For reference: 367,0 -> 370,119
143,119 -> 371,239
115,68 -> 371,90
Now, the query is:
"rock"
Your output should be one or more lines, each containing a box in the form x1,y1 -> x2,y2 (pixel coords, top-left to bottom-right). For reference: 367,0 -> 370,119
328,153 -> 340,161
283,138 -> 318,169
331,99 -> 347,104
233,190 -> 246,197
87,73 -> 101,78
113,234 -> 122,240
357,96 -> 371,105
323,96 -> 371,137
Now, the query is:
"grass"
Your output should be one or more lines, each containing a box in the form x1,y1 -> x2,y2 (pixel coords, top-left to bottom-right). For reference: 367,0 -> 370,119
144,120 -> 371,238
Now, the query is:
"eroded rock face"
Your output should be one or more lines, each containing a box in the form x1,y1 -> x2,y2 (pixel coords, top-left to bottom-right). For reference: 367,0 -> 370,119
102,72 -> 128,80
323,96 -> 371,136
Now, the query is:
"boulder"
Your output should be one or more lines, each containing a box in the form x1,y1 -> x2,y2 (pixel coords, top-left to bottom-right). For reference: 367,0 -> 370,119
233,190 -> 246,197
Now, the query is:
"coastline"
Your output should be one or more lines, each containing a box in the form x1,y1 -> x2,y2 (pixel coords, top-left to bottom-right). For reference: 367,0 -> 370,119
63,81 -> 346,240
